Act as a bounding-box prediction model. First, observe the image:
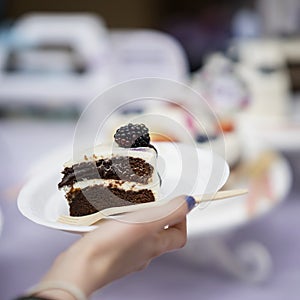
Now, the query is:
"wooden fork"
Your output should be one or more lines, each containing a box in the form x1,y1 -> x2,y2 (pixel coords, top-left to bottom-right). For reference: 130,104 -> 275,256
57,189 -> 248,226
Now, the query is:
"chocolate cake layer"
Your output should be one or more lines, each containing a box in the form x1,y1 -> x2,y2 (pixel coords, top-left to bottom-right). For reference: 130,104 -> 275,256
67,184 -> 155,216
58,156 -> 153,189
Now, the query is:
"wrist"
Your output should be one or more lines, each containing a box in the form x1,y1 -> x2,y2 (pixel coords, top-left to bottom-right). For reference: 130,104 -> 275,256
27,281 -> 87,300
40,241 -> 109,297
34,289 -> 75,300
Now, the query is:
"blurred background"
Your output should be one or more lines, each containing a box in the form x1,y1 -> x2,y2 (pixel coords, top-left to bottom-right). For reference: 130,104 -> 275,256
0,1 -> 300,299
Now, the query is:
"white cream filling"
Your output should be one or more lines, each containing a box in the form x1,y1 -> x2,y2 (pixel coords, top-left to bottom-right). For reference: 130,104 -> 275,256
63,175 -> 160,200
65,144 -> 156,168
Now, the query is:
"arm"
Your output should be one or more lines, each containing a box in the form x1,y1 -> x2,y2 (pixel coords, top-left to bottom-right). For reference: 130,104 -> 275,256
22,195 -> 195,300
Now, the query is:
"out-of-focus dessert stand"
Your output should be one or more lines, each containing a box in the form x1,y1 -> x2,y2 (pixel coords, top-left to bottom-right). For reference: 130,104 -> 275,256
0,13 -> 299,300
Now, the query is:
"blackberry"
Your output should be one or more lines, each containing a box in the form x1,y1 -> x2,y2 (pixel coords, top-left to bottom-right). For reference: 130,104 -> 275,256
114,123 -> 150,148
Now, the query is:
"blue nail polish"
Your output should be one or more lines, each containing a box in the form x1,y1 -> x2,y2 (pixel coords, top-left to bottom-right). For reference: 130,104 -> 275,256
185,196 -> 196,211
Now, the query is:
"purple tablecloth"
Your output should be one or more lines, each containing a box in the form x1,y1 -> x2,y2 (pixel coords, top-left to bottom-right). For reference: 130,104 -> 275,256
0,120 -> 300,300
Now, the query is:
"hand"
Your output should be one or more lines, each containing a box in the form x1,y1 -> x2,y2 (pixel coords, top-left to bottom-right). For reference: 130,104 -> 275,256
34,195 -> 195,299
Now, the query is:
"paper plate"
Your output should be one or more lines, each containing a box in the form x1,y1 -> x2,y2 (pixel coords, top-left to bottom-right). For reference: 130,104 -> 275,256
17,142 -> 229,233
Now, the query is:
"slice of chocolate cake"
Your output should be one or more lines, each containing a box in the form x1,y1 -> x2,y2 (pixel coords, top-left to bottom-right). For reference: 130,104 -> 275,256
58,124 -> 160,217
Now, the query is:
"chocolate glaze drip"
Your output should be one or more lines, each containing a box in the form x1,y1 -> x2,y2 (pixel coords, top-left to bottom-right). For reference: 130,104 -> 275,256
58,156 -> 153,188
147,144 -> 158,156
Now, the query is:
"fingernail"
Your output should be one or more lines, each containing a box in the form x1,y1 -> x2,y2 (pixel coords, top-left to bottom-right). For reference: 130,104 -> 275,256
185,195 -> 196,211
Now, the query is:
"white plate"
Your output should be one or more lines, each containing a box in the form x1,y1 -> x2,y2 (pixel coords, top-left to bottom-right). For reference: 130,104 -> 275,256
187,153 -> 292,236
17,142 -> 229,233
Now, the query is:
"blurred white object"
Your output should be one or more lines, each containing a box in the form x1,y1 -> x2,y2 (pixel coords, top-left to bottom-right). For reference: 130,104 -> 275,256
0,14 -> 189,110
281,39 -> 300,62
236,113 -> 300,153
191,53 -> 249,115
232,39 -> 290,117
187,151 -> 292,233
110,29 -> 188,83
230,38 -> 300,151
0,13 -> 112,108
180,236 -> 272,283
280,39 -> 300,98
258,0 -> 300,35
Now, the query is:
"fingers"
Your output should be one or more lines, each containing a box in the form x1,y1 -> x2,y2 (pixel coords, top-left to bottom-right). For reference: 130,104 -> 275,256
111,195 -> 195,227
157,218 -> 187,253
151,195 -> 194,230
107,195 -> 192,259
